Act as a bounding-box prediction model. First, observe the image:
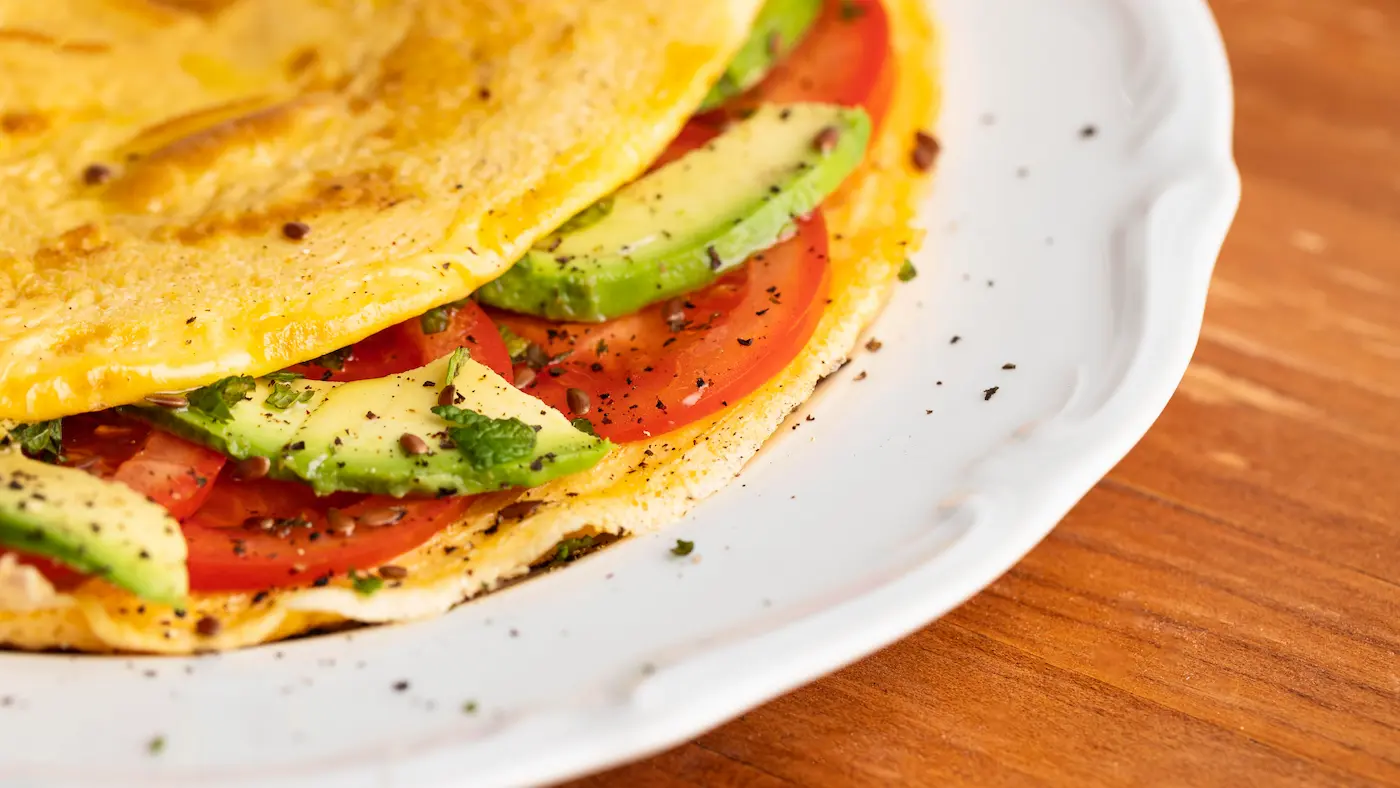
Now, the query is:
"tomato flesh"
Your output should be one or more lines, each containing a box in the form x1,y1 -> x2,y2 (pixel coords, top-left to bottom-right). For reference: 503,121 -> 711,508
292,299 -> 511,382
737,0 -> 893,125
490,212 -> 830,443
184,493 -> 470,592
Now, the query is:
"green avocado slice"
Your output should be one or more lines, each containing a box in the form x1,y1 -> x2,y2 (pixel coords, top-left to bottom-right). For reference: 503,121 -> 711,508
699,0 -> 824,111
129,353 -> 611,498
0,448 -> 187,606
476,103 -> 870,322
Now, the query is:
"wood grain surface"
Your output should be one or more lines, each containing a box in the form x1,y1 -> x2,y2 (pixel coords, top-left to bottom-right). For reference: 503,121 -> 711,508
572,1 -> 1400,784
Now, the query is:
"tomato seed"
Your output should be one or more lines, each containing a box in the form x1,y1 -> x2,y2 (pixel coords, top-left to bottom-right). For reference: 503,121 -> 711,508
326,508 -> 354,536
399,433 -> 430,455
566,388 -> 590,416
232,455 -> 271,481
437,384 -> 457,407
357,507 -> 407,527
813,126 -> 841,154
144,393 -> 188,408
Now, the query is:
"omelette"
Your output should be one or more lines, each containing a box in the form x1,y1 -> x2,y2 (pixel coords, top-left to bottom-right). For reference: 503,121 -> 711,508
0,0 -> 940,653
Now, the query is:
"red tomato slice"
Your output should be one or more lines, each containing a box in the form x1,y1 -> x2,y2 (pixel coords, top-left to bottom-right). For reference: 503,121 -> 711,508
291,299 -> 511,381
184,494 -> 470,592
490,211 -> 830,443
111,430 -> 227,520
737,0 -> 893,126
399,299 -> 513,378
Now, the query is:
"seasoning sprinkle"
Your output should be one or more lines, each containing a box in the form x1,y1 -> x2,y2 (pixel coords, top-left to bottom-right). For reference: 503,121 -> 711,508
399,433 -> 430,456
911,131 -> 940,171
144,393 -> 188,409
378,565 -> 409,580
706,245 -> 723,271
566,387 -> 591,416
983,386 -> 1000,401
813,125 -> 841,155
281,221 -> 311,241
194,616 -> 222,637
737,337 -> 754,347
865,338 -> 883,352
357,506 -> 407,527
670,539 -> 695,557
232,455 -> 271,481
1002,363 -> 1017,370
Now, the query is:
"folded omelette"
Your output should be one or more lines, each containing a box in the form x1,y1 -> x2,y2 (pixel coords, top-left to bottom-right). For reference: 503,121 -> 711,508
0,0 -> 940,652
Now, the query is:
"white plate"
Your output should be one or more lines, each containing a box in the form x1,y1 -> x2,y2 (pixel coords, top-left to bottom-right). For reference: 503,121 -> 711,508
0,1 -> 1238,785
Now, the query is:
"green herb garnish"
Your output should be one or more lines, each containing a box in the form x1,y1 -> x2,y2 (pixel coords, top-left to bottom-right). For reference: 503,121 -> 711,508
186,376 -> 256,423
497,324 -> 532,363
264,371 -> 305,383
5,419 -> 63,462
445,347 -> 469,385
148,736 -> 166,756
420,298 -> 470,335
431,405 -> 537,469
264,381 -> 302,410
570,417 -> 596,436
551,535 -> 596,566
312,347 -> 351,372
350,570 -> 384,597
671,539 -> 694,557
462,700 -> 479,714
897,259 -> 918,282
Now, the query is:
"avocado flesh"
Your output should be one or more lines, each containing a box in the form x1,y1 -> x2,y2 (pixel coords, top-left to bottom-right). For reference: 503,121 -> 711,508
0,449 -> 187,605
699,0 -> 823,111
130,355 -> 611,498
477,103 -> 870,322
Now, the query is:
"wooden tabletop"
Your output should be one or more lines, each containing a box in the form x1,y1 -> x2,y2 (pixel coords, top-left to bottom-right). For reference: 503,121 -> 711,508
573,1 -> 1400,785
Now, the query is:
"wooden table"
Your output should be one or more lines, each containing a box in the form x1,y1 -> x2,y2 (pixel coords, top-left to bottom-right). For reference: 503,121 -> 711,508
574,1 -> 1400,784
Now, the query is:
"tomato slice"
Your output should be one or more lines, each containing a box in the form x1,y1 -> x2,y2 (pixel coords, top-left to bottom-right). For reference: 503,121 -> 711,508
291,299 -> 511,381
183,492 -> 470,592
490,211 -> 830,443
111,430 -> 227,520
399,299 -> 513,378
735,0 -> 893,126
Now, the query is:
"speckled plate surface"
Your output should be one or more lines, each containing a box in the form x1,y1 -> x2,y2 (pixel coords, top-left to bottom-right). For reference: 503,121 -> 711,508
0,1 -> 1237,785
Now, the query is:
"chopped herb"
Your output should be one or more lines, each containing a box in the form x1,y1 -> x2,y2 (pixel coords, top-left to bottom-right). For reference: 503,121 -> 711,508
264,381 -> 303,410
462,701 -> 479,714
551,535 -> 596,566
264,371 -> 305,383
595,339 -> 608,355
671,539 -> 694,557
148,736 -> 165,755
5,419 -> 63,462
312,347 -> 351,372
186,376 -> 256,423
351,571 -> 384,596
554,196 -> 614,235
898,259 -> 918,281
445,347 -> 469,385
497,324 -> 533,362
420,298 -> 470,335
570,417 -> 596,436
432,405 -> 537,469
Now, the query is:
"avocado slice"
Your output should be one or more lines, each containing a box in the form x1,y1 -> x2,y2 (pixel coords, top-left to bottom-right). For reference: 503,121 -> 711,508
699,0 -> 823,111
476,103 -> 869,321
0,449 -> 187,605
131,353 -> 611,498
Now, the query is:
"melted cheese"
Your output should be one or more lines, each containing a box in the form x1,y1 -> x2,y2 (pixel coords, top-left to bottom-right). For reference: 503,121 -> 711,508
0,0 -> 760,420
